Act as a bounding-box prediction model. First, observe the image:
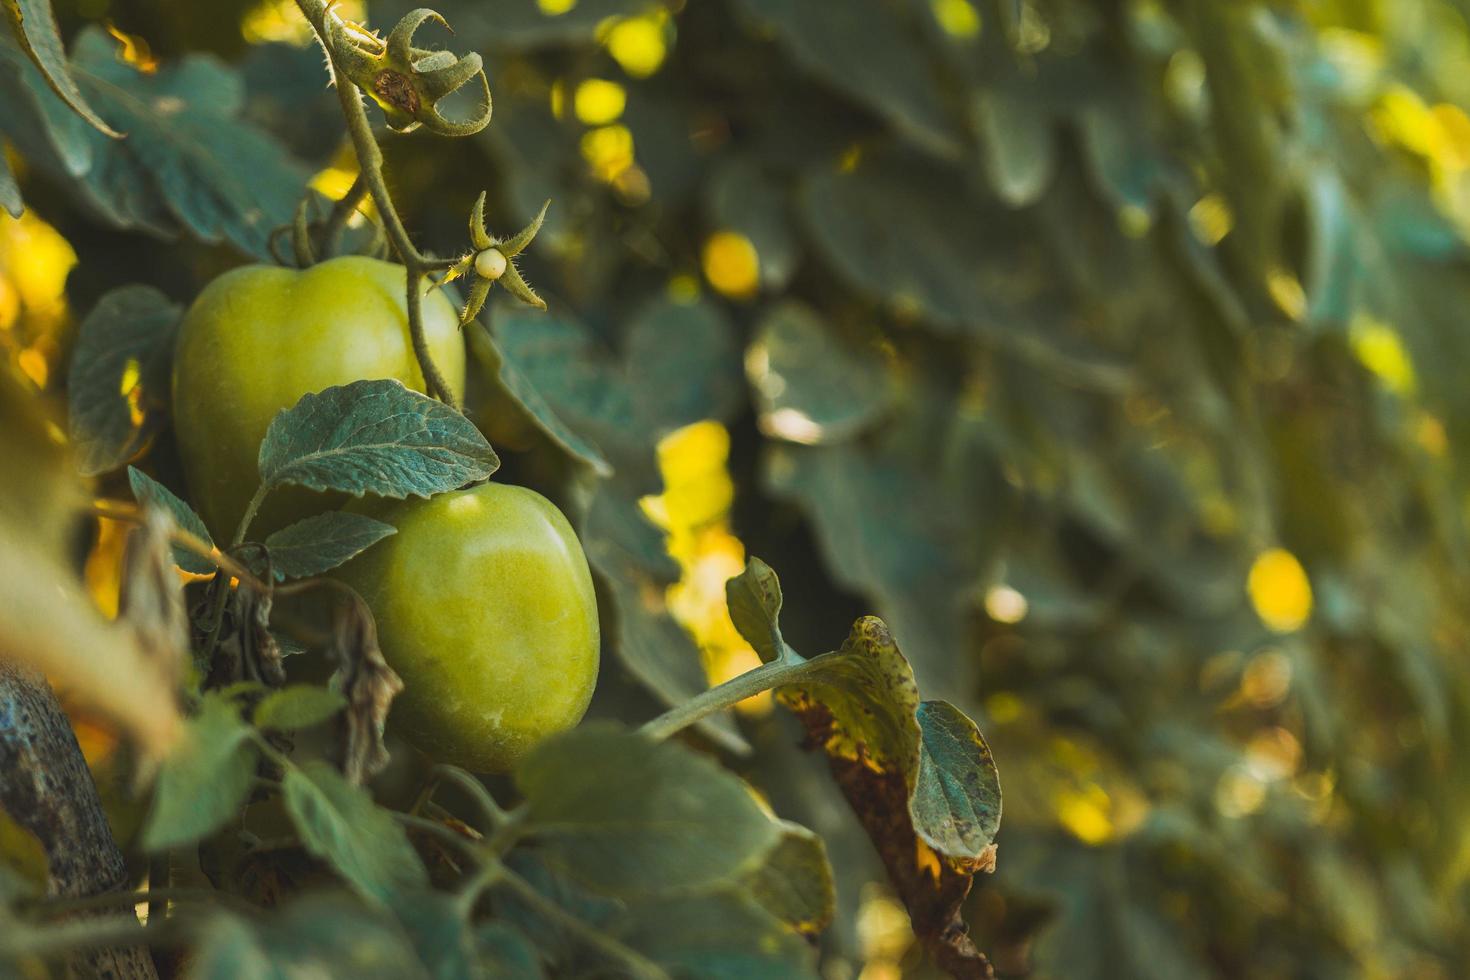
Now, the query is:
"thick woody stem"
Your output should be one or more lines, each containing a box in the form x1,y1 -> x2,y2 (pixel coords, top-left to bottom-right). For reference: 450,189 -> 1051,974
0,663 -> 159,979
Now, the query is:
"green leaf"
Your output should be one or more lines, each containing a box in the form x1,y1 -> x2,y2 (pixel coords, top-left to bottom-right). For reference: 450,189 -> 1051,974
800,152 -> 1054,344
707,156 -> 800,291
488,303 -> 637,449
464,320 -> 611,476
739,821 -> 836,936
0,147 -> 18,216
127,466 -> 216,575
475,922 -> 545,979
0,28 -> 309,258
253,685 -> 346,731
910,700 -> 1002,866
516,725 -> 781,897
262,511 -> 396,581
67,286 -> 180,477
776,616 -> 922,778
974,88 -> 1056,207
626,296 -> 744,433
745,302 -> 891,445
1,0 -> 119,137
618,890 -> 820,979
725,556 -> 790,665
282,759 -> 428,904
258,379 -> 498,500
190,896 -> 428,979
391,891 -> 482,980
142,694 -> 257,851
584,491 -> 748,755
731,0 -> 961,158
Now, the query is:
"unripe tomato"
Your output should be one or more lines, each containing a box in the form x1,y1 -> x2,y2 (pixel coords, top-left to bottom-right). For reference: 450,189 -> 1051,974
335,482 -> 600,773
172,256 -> 466,539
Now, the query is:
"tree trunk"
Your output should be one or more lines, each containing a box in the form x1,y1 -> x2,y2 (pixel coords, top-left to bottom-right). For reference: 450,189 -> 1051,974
0,662 -> 158,979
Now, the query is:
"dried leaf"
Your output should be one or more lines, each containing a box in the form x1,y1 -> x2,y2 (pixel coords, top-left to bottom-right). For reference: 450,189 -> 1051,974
328,591 -> 403,785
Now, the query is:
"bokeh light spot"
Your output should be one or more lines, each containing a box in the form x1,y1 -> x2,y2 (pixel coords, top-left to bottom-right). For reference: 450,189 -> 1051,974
930,0 -> 981,39
603,15 -> 668,79
702,230 -> 760,299
574,78 -> 627,125
1248,548 -> 1313,633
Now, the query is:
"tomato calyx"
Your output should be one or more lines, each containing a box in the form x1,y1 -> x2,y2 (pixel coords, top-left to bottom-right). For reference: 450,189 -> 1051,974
321,7 -> 491,137
442,193 -> 549,324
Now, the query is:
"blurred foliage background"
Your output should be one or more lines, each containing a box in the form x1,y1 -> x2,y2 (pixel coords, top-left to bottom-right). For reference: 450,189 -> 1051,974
6,0 -> 1470,976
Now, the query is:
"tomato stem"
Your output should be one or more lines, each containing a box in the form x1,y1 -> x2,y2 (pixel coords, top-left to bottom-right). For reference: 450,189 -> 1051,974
640,655 -> 814,743
293,0 -> 460,408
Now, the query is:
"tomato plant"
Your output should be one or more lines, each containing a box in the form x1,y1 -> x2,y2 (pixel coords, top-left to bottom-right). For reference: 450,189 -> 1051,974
173,255 -> 465,538
5,0 -> 1467,977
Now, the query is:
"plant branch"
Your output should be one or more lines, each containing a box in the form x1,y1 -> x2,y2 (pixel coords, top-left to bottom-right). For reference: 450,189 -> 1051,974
293,0 -> 458,407
639,657 -> 813,743
320,172 -> 369,258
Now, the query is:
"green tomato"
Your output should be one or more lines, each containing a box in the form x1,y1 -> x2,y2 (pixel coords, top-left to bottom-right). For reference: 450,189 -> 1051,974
335,482 -> 600,773
172,256 -> 466,540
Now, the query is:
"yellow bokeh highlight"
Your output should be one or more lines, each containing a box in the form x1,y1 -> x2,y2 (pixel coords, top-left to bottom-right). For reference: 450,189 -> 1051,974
931,0 -> 981,38
243,0 -> 364,46
1349,314 -> 1416,396
574,78 -> 627,126
642,422 -> 769,715
1247,548 -> 1313,633
602,15 -> 668,79
1188,192 -> 1234,246
0,210 -> 77,391
1266,266 -> 1307,321
580,124 -> 636,183
1055,782 -> 1114,845
702,230 -> 760,299
538,0 -> 578,14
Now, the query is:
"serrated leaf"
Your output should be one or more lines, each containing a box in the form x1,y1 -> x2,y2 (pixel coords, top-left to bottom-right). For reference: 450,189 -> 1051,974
68,286 -> 180,476
739,821 -> 835,936
1,0 -> 119,137
0,28 -> 309,258
746,302 -> 891,446
263,512 -> 396,581
911,701 -> 1001,867
127,466 -> 215,575
142,694 -> 257,851
258,380 -> 497,501
282,759 -> 427,904
516,725 -> 781,897
725,557 -> 789,665
776,616 -> 922,778
253,685 -> 346,731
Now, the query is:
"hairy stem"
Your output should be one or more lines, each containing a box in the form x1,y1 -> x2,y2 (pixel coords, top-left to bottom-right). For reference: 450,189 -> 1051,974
320,172 -> 369,258
639,656 -> 813,743
293,0 -> 458,406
